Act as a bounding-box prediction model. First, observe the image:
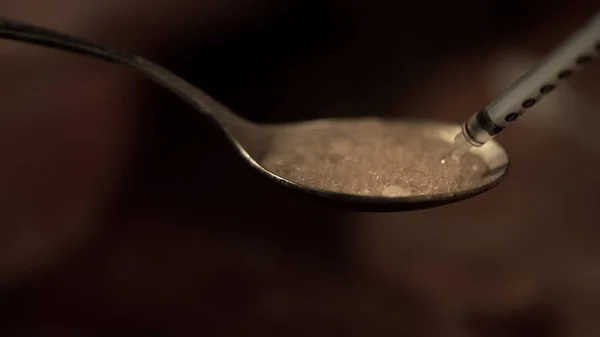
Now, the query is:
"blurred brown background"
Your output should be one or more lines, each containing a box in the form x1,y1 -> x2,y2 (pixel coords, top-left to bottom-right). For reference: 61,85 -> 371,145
0,0 -> 599,336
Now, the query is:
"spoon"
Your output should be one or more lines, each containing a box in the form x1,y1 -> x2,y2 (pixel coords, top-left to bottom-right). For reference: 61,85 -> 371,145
0,17 -> 509,212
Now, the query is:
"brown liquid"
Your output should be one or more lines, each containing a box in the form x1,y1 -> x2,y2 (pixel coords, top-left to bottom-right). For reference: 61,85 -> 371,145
260,118 -> 488,197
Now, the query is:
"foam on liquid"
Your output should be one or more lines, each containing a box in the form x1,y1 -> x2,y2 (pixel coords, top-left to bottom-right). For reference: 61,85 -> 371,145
261,118 -> 488,197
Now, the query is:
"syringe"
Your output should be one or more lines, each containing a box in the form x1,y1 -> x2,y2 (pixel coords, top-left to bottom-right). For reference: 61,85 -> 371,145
450,9 -> 600,158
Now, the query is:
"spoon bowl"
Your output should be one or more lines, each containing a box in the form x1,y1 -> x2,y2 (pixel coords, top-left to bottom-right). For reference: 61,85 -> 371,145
247,118 -> 508,212
0,17 -> 509,212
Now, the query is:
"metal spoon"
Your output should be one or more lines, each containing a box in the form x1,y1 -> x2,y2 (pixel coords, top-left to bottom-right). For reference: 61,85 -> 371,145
0,17 -> 509,212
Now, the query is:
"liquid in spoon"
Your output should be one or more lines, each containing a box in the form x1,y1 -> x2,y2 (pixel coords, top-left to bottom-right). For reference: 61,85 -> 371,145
261,118 -> 488,197
440,131 -> 474,164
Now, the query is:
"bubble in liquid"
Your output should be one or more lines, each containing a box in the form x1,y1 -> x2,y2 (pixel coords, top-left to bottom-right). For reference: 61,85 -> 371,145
381,185 -> 412,197
330,137 -> 354,155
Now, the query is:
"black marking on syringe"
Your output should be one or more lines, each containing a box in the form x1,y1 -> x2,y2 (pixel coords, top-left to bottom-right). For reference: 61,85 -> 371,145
505,112 -> 521,122
540,84 -> 555,94
504,94 -> 542,122
558,69 -> 573,80
476,109 -> 504,136
502,43 -> 598,125
522,98 -> 537,108
576,55 -> 592,65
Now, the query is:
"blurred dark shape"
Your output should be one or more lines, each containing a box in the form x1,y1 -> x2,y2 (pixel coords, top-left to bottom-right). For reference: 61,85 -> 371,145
465,302 -> 565,337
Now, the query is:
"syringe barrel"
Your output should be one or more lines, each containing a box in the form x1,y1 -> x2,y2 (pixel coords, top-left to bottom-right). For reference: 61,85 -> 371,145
462,10 -> 600,146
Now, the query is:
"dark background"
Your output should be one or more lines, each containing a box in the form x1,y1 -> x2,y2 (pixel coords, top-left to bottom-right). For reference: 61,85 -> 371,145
0,0 -> 599,336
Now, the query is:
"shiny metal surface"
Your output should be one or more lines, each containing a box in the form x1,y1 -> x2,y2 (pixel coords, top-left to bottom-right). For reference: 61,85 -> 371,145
0,17 -> 509,212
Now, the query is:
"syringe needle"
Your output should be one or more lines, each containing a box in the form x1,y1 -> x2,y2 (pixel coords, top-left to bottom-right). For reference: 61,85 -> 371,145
454,9 -> 600,151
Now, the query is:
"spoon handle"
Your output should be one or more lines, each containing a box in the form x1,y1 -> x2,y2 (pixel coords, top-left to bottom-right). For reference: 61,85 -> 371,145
0,17 -> 246,128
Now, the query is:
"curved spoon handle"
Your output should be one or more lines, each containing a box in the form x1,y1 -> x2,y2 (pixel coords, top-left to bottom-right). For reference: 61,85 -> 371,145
0,17 -> 246,128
